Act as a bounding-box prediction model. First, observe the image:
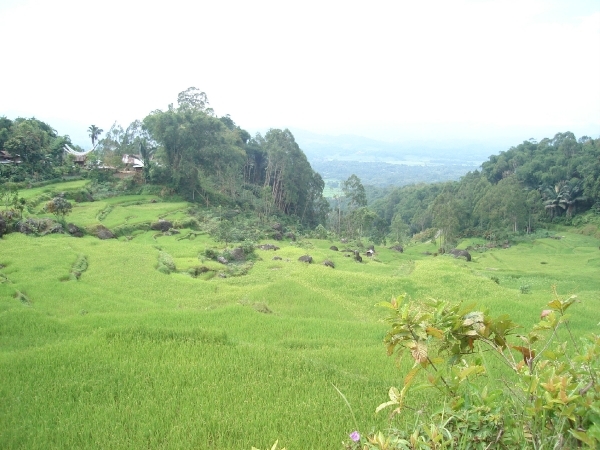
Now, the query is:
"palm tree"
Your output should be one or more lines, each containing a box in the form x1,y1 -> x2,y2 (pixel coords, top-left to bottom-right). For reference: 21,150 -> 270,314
558,180 -> 586,217
88,125 -> 104,146
542,182 -> 565,219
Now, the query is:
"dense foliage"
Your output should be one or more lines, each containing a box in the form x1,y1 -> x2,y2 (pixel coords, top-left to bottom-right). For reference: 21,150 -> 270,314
2,92 -> 599,245
1,89 -> 328,229
345,291 -> 600,449
0,117 -> 77,182
365,132 -> 600,248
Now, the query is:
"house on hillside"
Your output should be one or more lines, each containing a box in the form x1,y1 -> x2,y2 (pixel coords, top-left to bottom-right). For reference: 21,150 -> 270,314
122,154 -> 144,172
72,154 -> 87,166
0,150 -> 21,165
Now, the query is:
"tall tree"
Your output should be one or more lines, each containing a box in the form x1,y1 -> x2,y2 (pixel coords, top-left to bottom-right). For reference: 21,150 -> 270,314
88,125 -> 104,146
143,89 -> 245,201
342,174 -> 367,209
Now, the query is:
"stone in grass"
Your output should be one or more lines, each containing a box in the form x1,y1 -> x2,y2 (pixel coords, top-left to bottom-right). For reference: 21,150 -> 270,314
450,249 -> 471,262
95,225 -> 115,240
298,255 -> 312,263
67,223 -> 83,237
230,247 -> 245,261
258,244 -> 280,251
217,256 -> 228,264
322,259 -> 335,268
151,219 -> 173,232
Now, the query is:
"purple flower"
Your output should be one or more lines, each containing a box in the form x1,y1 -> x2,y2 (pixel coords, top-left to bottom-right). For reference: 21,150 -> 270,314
349,431 -> 360,442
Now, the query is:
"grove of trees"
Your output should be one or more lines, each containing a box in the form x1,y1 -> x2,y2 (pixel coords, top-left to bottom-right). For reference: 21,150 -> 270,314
0,88 -> 329,229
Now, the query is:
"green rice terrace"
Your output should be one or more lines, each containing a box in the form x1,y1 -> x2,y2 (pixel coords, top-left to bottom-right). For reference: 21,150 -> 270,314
1,180 -> 599,449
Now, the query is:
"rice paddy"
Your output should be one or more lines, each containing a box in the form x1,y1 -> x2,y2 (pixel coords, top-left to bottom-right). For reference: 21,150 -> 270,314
1,183 -> 598,449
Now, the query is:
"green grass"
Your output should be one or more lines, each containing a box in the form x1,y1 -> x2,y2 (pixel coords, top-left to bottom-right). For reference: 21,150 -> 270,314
16,179 -> 91,200
1,183 -> 599,449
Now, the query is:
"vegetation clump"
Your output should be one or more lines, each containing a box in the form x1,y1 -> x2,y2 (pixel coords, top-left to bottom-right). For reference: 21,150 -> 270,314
69,254 -> 88,280
157,251 -> 176,274
44,195 -> 72,223
18,218 -> 63,236
352,291 -> 600,449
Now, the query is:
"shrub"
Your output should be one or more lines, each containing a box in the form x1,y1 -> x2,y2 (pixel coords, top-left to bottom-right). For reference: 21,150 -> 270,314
70,254 -> 88,280
367,290 -> 599,449
157,251 -> 176,274
204,248 -> 218,260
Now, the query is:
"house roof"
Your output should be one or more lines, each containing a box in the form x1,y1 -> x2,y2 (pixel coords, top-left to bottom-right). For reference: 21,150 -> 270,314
122,154 -> 144,166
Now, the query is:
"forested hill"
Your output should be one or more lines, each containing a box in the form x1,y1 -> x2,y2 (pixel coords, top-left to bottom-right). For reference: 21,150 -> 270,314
0,88 -> 329,229
371,132 -> 600,245
1,89 -> 599,247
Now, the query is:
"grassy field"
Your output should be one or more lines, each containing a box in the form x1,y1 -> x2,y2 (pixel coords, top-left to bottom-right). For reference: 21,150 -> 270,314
1,183 -> 599,449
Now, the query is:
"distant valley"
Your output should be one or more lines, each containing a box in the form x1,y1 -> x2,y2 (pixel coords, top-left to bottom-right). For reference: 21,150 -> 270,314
290,128 -> 502,190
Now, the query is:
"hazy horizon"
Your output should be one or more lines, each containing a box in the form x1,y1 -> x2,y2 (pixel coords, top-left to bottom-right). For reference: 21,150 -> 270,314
1,0 -> 599,152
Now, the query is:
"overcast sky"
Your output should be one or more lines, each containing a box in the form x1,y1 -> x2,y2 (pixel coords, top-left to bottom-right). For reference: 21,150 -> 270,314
1,0 -> 599,149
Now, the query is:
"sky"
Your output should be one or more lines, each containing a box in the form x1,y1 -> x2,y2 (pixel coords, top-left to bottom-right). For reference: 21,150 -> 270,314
1,0 -> 599,149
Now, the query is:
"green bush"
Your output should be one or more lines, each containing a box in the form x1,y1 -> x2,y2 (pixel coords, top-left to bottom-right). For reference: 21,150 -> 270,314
70,254 -> 88,280
362,291 -> 600,449
157,251 -> 176,274
204,248 -> 218,260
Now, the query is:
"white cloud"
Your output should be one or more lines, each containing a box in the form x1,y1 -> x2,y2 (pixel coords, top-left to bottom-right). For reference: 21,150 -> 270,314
1,0 -> 598,146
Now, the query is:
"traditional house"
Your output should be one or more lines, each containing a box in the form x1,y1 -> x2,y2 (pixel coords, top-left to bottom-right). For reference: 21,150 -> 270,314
0,150 -> 21,165
121,154 -> 144,172
72,155 -> 87,166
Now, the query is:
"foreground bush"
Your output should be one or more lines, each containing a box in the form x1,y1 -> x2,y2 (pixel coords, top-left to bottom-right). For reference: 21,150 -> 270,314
352,289 -> 599,449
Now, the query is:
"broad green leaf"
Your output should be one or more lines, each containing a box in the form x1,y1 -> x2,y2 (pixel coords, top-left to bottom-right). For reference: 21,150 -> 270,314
561,295 -> 578,312
547,299 -> 562,310
377,301 -> 396,310
528,377 -> 539,393
375,400 -> 398,413
588,424 -> 600,441
569,429 -> 595,446
404,366 -> 421,388
458,365 -> 485,381
426,326 -> 444,339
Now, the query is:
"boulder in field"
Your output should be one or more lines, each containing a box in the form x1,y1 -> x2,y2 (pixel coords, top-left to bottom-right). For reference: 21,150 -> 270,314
151,219 -> 173,232
230,247 -> 245,261
67,223 -> 83,237
95,225 -> 115,240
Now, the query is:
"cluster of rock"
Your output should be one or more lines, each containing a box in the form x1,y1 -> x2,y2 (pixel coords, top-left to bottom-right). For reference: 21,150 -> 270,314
297,254 -> 335,268
258,244 -> 280,251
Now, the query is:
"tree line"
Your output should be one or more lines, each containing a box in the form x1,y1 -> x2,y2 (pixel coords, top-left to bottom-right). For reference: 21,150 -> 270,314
0,88 -> 329,229
2,89 -> 598,243
343,132 -> 600,247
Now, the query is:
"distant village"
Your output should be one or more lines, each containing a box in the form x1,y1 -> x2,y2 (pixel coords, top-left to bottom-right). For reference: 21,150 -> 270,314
0,148 -> 145,175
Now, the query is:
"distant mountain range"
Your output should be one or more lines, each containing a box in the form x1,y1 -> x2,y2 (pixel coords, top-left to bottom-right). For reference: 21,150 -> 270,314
289,128 -> 503,188
289,128 -> 504,164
